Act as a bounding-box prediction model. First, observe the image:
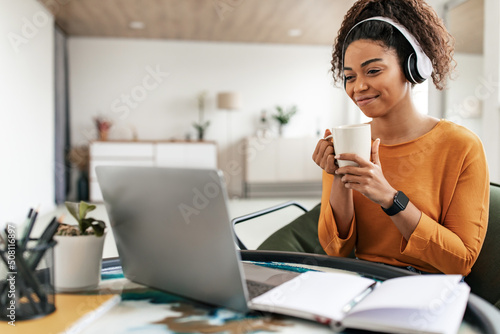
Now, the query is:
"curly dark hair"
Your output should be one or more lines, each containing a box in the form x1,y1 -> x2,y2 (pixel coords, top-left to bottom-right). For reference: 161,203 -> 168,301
331,0 -> 455,90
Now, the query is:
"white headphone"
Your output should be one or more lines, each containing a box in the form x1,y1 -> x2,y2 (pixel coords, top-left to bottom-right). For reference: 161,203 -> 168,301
342,16 -> 433,86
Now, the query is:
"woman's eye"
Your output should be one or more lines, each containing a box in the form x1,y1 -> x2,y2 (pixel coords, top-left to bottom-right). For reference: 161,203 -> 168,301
344,75 -> 355,82
367,69 -> 380,75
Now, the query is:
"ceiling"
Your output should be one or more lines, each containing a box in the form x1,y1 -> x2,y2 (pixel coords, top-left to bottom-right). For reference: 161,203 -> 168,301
38,0 -> 482,53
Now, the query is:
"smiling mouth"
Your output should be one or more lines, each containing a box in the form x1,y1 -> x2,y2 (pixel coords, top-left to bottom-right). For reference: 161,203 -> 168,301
356,96 -> 378,107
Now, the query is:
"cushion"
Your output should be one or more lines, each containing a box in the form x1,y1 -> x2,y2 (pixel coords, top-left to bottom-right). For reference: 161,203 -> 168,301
257,203 -> 326,254
465,183 -> 500,308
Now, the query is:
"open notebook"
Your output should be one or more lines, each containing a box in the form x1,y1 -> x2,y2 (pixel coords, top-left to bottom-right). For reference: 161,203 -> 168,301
251,272 -> 469,334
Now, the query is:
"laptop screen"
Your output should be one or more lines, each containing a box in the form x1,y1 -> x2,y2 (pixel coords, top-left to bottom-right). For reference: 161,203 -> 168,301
96,166 -> 250,312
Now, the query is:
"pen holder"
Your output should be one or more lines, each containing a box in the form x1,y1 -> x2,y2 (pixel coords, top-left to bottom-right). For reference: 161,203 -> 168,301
0,240 -> 57,321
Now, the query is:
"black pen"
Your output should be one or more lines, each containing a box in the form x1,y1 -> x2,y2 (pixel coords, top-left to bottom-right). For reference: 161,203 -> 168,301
28,216 -> 62,270
342,281 -> 378,313
20,207 -> 37,248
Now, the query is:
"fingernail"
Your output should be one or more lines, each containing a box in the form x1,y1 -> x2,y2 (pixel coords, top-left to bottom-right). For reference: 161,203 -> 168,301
334,155 -> 340,159
334,170 -> 338,174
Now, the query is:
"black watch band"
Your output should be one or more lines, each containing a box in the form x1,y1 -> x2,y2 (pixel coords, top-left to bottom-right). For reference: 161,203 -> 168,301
382,191 -> 409,216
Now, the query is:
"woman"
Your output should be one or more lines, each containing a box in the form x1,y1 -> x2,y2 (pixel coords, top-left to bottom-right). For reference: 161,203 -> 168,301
312,0 -> 489,276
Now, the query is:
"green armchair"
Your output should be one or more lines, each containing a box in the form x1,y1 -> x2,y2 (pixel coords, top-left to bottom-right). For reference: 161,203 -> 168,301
232,182 -> 500,309
464,182 -> 500,309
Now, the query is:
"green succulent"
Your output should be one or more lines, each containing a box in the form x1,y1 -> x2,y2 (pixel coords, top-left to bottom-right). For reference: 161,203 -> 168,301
58,201 -> 106,237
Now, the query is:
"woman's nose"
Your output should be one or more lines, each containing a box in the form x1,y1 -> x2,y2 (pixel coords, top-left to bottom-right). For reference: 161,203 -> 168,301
354,78 -> 368,92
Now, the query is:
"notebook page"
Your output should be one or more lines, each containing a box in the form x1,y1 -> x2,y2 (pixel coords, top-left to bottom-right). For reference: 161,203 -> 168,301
343,283 -> 470,334
250,271 -> 375,321
347,275 -> 464,312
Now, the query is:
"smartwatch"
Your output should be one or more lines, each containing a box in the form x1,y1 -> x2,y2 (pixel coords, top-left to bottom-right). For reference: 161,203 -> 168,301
382,191 -> 409,216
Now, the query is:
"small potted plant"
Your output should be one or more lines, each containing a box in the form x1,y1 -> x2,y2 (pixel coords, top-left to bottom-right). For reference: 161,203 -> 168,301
53,201 -> 107,291
192,91 -> 210,141
272,105 -> 297,137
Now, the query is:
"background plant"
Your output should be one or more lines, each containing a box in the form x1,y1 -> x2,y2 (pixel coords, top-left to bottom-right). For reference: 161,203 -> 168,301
272,105 -> 297,136
68,145 -> 89,172
272,105 -> 297,125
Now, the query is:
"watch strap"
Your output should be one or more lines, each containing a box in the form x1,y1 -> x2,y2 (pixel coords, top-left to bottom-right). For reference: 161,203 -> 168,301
382,191 -> 409,216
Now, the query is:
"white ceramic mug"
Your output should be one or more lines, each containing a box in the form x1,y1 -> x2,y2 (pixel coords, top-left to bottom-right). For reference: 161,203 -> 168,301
325,123 -> 371,167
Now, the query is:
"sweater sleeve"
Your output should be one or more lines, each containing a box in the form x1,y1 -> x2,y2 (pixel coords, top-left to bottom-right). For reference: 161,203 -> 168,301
401,139 -> 489,276
318,170 -> 356,257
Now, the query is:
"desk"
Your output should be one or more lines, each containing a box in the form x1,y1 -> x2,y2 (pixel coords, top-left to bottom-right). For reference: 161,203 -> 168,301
6,251 -> 500,333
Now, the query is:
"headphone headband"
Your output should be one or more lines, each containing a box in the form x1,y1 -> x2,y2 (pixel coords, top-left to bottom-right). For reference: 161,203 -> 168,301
342,16 -> 433,85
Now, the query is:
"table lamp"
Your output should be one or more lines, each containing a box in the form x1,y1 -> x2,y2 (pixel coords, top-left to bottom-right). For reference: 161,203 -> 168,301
217,92 -> 241,196
217,92 -> 241,111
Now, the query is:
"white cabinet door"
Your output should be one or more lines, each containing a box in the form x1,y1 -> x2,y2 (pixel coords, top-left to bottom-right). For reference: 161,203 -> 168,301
277,138 -> 306,182
89,142 -> 155,202
245,136 -> 323,184
89,141 -> 218,202
90,142 -> 154,158
303,137 -> 323,181
184,143 -> 217,169
155,144 -> 185,168
245,137 -> 278,183
155,143 -> 217,169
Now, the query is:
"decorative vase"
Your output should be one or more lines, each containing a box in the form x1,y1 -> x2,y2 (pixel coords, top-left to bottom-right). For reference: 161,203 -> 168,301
77,171 -> 89,201
99,129 -> 109,141
53,233 -> 106,292
197,128 -> 205,141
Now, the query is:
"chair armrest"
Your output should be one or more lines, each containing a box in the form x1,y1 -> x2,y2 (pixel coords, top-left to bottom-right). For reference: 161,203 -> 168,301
231,201 -> 309,250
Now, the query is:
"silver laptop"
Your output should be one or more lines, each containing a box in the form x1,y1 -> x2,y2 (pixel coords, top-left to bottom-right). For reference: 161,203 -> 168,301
96,166 -> 298,313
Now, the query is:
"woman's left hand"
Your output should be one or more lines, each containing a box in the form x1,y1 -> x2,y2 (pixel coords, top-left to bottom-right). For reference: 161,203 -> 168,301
334,138 -> 397,208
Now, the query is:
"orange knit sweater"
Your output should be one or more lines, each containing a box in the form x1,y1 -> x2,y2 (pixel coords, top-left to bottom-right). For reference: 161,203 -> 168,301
318,120 -> 489,276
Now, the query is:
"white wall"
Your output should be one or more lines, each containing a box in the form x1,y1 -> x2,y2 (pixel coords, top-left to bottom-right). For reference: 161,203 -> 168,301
482,0 -> 500,184
445,53 -> 484,136
68,38 -> 348,196
0,0 -> 55,224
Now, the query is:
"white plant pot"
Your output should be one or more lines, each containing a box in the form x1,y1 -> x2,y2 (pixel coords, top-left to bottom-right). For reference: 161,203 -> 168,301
53,234 -> 106,292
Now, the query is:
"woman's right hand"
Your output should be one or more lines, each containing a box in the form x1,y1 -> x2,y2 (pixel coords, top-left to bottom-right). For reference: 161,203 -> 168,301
312,129 -> 338,175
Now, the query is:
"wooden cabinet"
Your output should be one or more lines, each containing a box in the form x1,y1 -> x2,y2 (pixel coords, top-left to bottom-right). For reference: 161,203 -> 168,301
244,136 -> 322,197
89,141 -> 217,202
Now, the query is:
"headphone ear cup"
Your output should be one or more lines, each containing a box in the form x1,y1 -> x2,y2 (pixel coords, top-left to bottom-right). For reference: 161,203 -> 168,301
404,53 -> 424,84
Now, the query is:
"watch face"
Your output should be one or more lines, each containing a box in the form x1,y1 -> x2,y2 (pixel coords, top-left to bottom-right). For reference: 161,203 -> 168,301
394,191 -> 409,210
